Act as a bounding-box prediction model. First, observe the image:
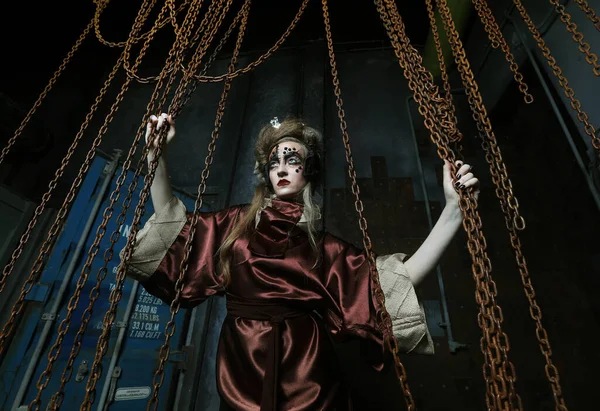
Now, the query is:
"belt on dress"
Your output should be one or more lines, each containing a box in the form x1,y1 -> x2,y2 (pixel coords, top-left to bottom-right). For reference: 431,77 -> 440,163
226,298 -> 310,411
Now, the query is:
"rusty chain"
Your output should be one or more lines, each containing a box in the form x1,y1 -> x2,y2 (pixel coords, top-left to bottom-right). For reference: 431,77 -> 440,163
171,0 -> 235,116
574,0 -> 600,32
323,0 -> 420,408
437,1 -> 525,408
472,0 -> 534,103
549,0 -> 600,76
425,0 -> 463,145
439,0 -> 568,409
79,0 -> 212,409
148,1 -> 249,408
0,0 -> 163,362
188,0 -> 311,83
93,0 -> 190,48
24,2 -> 179,410
176,2 -> 243,112
512,0 -> 600,154
0,13 -> 100,167
376,0 -> 522,407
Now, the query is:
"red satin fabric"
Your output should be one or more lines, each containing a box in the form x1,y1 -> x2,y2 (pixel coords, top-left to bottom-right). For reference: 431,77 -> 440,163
142,200 -> 386,410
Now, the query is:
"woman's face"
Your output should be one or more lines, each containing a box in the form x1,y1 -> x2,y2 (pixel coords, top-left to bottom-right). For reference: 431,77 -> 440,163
268,141 -> 307,200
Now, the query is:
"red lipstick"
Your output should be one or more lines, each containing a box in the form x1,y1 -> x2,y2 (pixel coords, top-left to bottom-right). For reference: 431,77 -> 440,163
277,179 -> 290,187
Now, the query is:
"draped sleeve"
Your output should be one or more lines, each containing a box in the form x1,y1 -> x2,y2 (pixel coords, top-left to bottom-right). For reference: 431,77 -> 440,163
123,195 -> 243,308
320,234 -> 434,369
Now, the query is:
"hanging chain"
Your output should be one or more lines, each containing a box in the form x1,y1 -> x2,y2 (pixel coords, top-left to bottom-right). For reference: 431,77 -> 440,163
190,0 -> 311,83
93,0 -> 190,48
323,0 -> 420,409
148,1 -> 249,408
79,0 -> 210,409
171,0 -> 235,116
573,0 -> 600,32
437,1 -> 525,408
376,0 -> 521,408
549,0 -> 600,76
0,12 -> 99,167
27,2 -> 177,410
512,0 -> 600,154
0,55 -> 125,353
425,0 -> 463,145
439,0 -> 568,409
176,0 -> 243,111
472,0 -> 534,103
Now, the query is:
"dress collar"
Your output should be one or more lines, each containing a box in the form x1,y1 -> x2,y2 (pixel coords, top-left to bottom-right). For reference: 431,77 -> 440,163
248,198 -> 321,258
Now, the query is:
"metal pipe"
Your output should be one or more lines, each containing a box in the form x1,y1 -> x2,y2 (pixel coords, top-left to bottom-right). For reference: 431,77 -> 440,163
506,17 -> 600,212
405,93 -> 467,353
96,280 -> 140,411
11,150 -> 122,411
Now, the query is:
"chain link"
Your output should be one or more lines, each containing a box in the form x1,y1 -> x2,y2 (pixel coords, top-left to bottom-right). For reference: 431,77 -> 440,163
573,0 -> 600,32
323,0 -> 421,408
28,2 -> 181,410
425,0 -> 463,144
376,0 -> 522,407
188,0 -> 311,83
436,1 -> 525,408
439,0 -> 570,409
147,1 -> 248,408
472,0 -> 534,103
79,0 -> 213,408
512,0 -> 599,153
170,0 -> 234,116
549,0 -> 600,76
93,0 -> 190,48
0,39 -> 143,360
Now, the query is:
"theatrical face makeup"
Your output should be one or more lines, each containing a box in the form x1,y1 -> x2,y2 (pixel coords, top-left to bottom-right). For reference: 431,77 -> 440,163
268,141 -> 307,199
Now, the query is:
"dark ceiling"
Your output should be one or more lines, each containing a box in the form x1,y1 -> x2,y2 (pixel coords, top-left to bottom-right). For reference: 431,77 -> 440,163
3,0 -> 430,84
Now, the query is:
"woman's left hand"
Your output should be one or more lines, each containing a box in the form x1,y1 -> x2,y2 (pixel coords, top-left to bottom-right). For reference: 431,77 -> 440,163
443,159 -> 480,208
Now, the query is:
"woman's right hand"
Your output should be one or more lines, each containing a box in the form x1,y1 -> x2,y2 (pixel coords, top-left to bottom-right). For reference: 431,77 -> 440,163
146,113 -> 176,151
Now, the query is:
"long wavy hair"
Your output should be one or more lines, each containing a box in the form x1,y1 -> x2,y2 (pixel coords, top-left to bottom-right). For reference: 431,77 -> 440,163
218,118 -> 323,286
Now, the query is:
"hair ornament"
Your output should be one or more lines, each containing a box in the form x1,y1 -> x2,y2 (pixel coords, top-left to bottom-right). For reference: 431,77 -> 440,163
270,117 -> 281,129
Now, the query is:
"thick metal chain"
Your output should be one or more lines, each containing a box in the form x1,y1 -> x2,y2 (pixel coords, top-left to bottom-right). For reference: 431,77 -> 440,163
189,0 -> 311,83
171,0 -> 235,116
439,0 -> 568,409
0,0 -> 161,362
322,0 -> 418,409
176,2 -> 243,112
147,2 -> 249,408
574,0 -> 600,32
376,0 -> 520,408
27,3 -> 178,410
425,0 -> 463,144
512,0 -> 600,153
93,0 -> 190,48
472,0 -> 534,103
0,12 -> 98,167
0,56 -> 126,350
437,1 -> 526,409
79,0 -> 209,409
549,0 -> 600,76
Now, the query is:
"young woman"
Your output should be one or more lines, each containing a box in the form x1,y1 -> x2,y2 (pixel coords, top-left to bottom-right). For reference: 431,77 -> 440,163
126,113 -> 479,410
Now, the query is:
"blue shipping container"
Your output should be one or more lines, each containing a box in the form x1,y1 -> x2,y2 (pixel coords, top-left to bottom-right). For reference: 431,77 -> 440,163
0,155 -> 206,410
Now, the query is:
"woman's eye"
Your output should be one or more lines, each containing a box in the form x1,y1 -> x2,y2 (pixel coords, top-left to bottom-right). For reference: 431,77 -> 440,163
268,162 -> 278,169
288,157 -> 301,165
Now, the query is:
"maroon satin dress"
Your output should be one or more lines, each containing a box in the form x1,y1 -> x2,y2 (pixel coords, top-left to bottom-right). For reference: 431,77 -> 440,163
142,200 -> 387,410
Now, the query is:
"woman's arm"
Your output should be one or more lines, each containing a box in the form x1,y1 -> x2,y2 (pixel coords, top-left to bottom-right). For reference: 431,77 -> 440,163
404,160 -> 479,287
146,113 -> 176,214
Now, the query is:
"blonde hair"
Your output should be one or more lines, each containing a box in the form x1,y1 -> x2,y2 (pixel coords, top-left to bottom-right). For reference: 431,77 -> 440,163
218,118 -> 323,286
